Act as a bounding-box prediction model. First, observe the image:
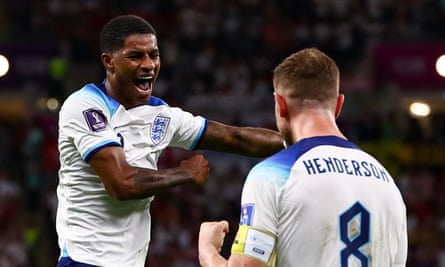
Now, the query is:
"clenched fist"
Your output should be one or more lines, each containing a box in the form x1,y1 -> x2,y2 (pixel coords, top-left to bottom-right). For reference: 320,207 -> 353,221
179,154 -> 210,185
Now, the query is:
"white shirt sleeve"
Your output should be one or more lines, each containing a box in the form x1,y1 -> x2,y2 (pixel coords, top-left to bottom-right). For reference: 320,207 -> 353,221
59,86 -> 121,162
168,107 -> 207,150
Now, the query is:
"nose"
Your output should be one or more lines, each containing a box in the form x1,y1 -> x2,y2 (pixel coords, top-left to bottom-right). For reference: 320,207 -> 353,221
141,55 -> 156,71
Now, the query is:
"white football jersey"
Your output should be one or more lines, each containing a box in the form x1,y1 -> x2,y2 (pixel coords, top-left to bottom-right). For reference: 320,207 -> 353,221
56,82 -> 207,266
231,136 -> 407,267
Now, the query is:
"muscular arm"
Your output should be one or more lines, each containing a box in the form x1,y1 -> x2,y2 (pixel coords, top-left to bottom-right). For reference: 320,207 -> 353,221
199,221 -> 267,267
88,146 -> 209,200
196,120 -> 284,157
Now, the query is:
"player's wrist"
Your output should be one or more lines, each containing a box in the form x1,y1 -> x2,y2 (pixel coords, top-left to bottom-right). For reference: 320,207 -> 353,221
198,246 -> 214,267
198,247 -> 227,267
199,240 -> 224,267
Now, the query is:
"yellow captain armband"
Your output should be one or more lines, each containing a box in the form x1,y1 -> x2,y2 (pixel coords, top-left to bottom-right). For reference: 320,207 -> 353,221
231,225 -> 277,267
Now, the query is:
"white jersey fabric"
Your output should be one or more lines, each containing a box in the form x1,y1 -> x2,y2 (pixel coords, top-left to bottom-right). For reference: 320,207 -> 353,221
56,82 -> 207,266
232,136 -> 407,267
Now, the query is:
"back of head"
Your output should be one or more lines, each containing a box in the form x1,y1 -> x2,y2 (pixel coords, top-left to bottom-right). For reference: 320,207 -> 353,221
100,15 -> 157,53
273,48 -> 339,104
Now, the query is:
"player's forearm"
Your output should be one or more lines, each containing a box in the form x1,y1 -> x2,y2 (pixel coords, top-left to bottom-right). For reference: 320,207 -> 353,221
237,127 -> 284,157
130,167 -> 196,198
199,246 -> 228,267
123,154 -> 208,199
93,150 -> 209,200
106,167 -> 196,200
198,121 -> 284,157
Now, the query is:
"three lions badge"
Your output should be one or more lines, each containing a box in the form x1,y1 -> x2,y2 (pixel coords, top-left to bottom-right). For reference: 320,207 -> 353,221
151,115 -> 170,145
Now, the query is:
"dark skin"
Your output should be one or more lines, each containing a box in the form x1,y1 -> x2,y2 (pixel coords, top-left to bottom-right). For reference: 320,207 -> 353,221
89,33 -> 283,200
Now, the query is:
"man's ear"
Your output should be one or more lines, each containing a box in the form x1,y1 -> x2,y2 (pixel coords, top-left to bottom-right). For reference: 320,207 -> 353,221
274,92 -> 288,118
101,53 -> 113,71
335,94 -> 345,118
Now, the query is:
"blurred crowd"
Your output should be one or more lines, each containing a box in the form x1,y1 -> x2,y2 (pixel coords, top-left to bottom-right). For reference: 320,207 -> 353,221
1,0 -> 445,266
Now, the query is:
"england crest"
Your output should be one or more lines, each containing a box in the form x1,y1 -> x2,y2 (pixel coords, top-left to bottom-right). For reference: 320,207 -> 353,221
151,115 -> 170,145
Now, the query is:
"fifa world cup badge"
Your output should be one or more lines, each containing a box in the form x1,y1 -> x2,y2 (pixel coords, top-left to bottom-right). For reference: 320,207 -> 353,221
83,109 -> 107,132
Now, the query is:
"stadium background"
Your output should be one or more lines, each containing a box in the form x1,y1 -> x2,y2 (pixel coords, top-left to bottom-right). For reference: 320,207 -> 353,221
0,1 -> 444,266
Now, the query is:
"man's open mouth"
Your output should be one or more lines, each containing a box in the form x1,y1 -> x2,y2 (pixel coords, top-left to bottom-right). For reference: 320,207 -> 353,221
135,76 -> 153,92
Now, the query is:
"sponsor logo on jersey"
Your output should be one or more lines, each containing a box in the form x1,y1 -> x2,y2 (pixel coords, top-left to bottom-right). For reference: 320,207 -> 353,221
83,109 -> 107,132
244,228 -> 275,263
151,115 -> 170,145
252,247 -> 265,255
240,203 -> 255,226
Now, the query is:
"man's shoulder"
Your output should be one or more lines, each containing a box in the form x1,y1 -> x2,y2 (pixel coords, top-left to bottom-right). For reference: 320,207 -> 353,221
246,150 -> 295,187
65,83 -> 104,101
61,83 -> 120,115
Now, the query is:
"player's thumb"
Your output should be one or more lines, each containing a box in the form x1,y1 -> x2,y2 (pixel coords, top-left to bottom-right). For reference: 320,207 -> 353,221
219,220 -> 229,233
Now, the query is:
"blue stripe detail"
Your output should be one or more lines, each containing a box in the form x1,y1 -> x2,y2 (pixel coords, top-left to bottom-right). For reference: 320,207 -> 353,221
83,80 -> 169,114
57,257 -> 99,267
76,83 -> 120,116
248,136 -> 359,187
148,95 -> 168,106
190,119 -> 208,150
249,158 -> 292,187
271,135 -> 358,165
291,135 -> 360,159
99,79 -> 169,107
62,243 -> 69,257
83,141 -> 122,162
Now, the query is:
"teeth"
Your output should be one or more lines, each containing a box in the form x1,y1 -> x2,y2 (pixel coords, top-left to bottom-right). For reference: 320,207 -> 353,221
135,76 -> 153,91
137,76 -> 153,80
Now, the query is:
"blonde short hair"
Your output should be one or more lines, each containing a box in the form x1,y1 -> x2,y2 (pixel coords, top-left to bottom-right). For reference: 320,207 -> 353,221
273,48 -> 340,102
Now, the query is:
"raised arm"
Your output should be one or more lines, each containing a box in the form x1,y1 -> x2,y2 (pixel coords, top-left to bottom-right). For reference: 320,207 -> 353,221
88,146 -> 209,200
199,221 -> 267,267
196,120 -> 284,157
199,221 -> 229,267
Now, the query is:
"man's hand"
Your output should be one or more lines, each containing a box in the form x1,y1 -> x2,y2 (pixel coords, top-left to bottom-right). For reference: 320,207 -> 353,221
179,154 -> 210,185
198,220 -> 229,267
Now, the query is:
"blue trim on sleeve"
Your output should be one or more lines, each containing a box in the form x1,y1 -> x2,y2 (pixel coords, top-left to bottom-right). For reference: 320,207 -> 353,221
190,119 -> 208,150
83,141 -> 122,162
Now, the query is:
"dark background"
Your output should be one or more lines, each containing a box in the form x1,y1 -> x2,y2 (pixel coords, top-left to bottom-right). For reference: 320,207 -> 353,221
0,1 -> 444,266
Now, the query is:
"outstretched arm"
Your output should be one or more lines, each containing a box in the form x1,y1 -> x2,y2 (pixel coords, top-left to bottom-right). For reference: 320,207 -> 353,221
88,146 -> 209,200
196,120 -> 284,158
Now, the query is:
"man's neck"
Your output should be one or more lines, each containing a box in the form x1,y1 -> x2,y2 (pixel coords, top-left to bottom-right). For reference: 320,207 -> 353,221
290,111 -> 345,143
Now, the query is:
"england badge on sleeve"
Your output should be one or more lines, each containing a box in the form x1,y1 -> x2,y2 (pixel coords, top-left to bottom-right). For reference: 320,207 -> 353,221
151,115 -> 170,145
